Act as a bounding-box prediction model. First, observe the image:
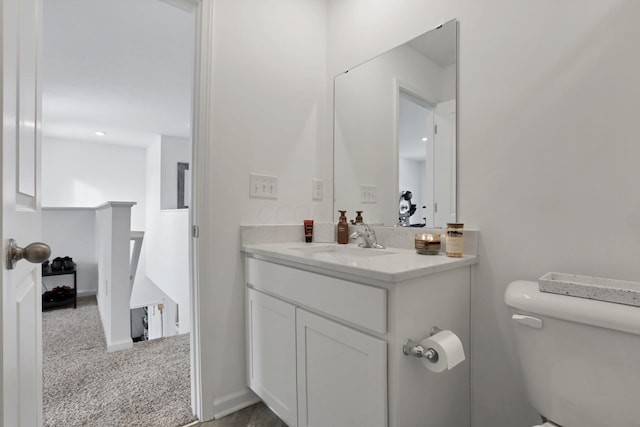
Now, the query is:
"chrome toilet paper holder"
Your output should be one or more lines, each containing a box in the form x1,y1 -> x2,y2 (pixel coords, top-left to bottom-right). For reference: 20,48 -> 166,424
402,326 -> 442,362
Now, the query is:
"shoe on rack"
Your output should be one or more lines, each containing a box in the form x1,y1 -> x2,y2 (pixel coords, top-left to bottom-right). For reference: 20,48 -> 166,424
62,256 -> 76,271
51,257 -> 63,271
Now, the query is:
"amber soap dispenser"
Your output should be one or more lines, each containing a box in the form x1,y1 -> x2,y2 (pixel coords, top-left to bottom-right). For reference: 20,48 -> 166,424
337,210 -> 349,244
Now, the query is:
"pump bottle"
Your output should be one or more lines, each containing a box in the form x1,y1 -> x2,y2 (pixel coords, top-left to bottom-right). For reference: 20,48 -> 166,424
337,210 -> 349,244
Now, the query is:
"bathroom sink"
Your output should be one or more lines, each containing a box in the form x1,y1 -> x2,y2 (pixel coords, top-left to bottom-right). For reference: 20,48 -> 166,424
290,245 -> 395,259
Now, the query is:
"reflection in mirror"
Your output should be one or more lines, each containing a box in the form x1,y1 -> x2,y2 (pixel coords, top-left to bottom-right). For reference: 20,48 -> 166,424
334,19 -> 457,228
177,162 -> 190,209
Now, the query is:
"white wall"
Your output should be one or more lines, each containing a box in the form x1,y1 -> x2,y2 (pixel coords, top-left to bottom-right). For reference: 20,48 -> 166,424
197,0 -> 329,418
160,135 -> 191,210
96,208 -> 112,341
143,138 -> 191,334
42,138 -> 147,230
42,208 -> 97,296
441,63 -> 456,102
328,1 -> 640,426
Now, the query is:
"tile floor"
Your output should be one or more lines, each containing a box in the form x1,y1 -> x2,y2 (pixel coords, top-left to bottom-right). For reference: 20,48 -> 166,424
187,402 -> 287,427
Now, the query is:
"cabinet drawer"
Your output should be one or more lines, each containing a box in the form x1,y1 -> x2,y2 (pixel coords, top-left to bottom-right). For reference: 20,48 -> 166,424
246,257 -> 387,334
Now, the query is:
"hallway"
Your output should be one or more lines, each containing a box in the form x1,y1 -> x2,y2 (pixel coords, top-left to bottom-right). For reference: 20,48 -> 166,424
43,297 -> 195,427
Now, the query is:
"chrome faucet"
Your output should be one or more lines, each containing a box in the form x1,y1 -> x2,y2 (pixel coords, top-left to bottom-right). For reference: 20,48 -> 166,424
349,223 -> 385,249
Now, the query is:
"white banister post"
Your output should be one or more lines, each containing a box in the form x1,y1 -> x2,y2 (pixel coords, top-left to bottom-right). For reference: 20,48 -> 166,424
95,201 -> 137,352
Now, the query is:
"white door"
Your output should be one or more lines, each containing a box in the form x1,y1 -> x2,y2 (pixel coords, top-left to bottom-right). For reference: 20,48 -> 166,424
247,289 -> 297,427
434,99 -> 457,227
296,309 -> 387,427
1,0 -> 45,425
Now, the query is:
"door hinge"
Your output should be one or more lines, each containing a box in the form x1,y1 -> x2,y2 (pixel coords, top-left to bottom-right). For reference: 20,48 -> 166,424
192,225 -> 199,238
434,202 -> 438,213
435,124 -> 438,134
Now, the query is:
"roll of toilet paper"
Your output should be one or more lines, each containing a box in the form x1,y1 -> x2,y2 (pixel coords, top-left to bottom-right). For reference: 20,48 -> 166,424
420,330 -> 465,373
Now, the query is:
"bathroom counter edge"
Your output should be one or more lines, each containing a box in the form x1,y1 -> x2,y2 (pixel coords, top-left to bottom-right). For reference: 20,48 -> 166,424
241,242 -> 477,284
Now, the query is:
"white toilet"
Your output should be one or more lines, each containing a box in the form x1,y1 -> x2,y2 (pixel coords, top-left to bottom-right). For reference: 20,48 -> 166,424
505,280 -> 640,427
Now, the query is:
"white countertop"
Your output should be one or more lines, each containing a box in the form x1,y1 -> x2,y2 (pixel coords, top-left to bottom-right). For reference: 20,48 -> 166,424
241,242 -> 478,283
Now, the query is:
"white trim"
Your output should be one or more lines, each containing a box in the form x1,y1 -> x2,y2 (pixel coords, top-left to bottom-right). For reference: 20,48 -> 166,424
95,201 -> 137,210
190,0 -> 213,421
157,0 -> 198,13
42,206 -> 98,211
76,290 -> 97,298
213,389 -> 261,420
42,203 -> 137,210
129,231 -> 144,286
106,339 -> 134,352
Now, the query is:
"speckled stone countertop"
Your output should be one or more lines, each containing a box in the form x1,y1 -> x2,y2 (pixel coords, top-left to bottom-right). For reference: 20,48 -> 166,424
539,272 -> 640,307
242,242 -> 477,283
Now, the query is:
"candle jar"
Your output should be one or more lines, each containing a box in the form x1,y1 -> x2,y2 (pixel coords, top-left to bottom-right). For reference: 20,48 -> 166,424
445,223 -> 464,257
414,233 -> 441,255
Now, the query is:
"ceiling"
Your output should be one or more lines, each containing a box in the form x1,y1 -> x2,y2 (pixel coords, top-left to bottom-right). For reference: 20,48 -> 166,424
42,0 -> 195,148
407,20 -> 457,67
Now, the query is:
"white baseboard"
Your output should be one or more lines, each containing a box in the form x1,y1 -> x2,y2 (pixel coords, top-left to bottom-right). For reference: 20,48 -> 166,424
107,338 -> 133,352
77,290 -> 97,298
213,388 -> 260,419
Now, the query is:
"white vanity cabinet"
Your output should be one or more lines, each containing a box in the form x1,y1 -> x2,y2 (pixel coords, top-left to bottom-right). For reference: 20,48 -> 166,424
246,257 -> 387,427
248,286 -> 387,427
296,308 -> 386,427
247,288 -> 298,426
244,247 -> 473,427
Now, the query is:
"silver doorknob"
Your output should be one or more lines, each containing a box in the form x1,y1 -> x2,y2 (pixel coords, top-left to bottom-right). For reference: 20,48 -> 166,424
6,239 -> 51,270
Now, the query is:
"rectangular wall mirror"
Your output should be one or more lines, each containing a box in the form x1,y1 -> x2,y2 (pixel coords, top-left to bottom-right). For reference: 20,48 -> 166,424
334,19 -> 458,228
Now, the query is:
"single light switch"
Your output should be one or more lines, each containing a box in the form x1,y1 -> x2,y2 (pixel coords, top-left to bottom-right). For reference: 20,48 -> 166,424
312,179 -> 323,201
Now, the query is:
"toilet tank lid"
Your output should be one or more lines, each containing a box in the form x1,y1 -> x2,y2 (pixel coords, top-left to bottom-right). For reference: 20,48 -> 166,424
505,280 -> 640,336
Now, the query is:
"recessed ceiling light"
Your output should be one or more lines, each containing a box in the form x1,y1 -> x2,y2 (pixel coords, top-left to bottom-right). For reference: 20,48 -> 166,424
95,131 -> 106,136
421,137 -> 428,142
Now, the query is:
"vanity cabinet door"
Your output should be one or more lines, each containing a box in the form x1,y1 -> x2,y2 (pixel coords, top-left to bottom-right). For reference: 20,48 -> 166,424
296,309 -> 387,427
247,288 -> 298,427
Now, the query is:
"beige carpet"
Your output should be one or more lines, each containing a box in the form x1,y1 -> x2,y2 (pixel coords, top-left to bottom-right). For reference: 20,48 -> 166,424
43,297 -> 197,427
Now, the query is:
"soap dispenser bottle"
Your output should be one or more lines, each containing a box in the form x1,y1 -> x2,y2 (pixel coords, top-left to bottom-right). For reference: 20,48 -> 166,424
354,210 -> 364,224
337,210 -> 349,244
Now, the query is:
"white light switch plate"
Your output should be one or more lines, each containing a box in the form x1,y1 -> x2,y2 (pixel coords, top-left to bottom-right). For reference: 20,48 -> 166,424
360,184 -> 377,203
250,173 -> 278,199
312,179 -> 323,201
